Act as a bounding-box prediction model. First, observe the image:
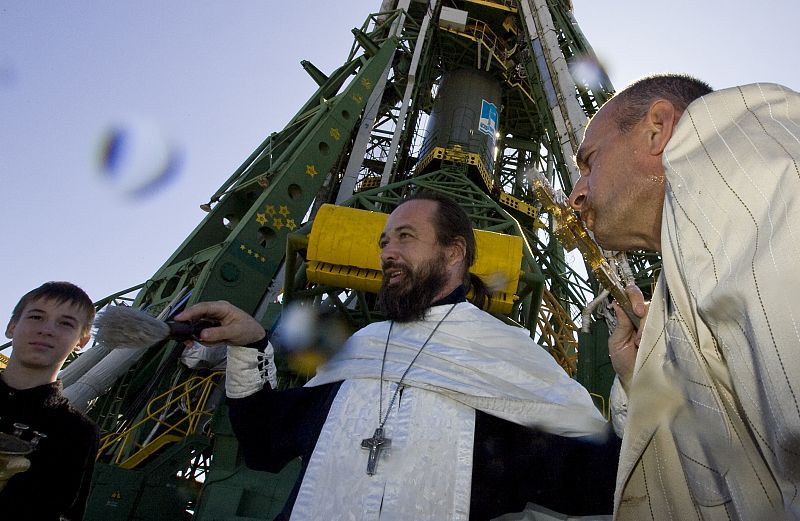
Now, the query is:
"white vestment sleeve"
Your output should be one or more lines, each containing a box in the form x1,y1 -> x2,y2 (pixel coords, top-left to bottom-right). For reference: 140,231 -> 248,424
225,343 -> 278,398
609,376 -> 628,438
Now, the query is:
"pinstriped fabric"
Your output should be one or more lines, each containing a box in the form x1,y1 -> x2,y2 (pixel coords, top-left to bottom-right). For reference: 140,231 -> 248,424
615,83 -> 800,520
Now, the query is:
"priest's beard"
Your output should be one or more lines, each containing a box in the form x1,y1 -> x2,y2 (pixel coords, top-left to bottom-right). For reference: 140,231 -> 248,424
379,252 -> 449,323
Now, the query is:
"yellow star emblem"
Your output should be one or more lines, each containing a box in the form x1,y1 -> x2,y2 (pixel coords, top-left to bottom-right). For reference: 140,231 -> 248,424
330,127 -> 341,140
306,164 -> 318,177
361,78 -> 372,89
279,205 -> 290,216
256,212 -> 267,225
286,219 -> 297,231
240,244 -> 247,251
351,93 -> 363,103
266,205 -> 276,215
273,218 -> 284,230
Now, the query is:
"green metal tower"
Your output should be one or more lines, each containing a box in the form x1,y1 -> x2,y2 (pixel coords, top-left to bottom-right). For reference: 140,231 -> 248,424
62,1 -> 658,519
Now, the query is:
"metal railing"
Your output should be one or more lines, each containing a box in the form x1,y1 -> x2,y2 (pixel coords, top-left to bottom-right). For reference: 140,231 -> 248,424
98,371 -> 223,469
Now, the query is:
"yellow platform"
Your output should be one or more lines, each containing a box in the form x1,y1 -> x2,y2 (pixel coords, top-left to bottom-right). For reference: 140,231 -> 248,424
306,204 -> 522,314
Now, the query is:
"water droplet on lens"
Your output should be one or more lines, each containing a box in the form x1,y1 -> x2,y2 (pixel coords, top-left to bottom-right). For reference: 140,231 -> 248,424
278,304 -> 316,350
485,271 -> 510,293
0,59 -> 18,89
96,115 -> 182,199
569,53 -> 609,92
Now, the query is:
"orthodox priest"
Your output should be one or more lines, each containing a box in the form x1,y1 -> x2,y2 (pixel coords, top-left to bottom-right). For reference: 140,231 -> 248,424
176,192 -> 620,520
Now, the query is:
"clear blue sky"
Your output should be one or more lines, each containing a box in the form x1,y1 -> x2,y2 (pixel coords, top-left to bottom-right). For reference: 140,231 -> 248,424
2,0 -> 797,336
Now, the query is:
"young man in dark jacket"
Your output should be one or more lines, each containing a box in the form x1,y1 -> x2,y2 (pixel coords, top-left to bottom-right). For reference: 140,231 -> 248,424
1,281 -> 100,521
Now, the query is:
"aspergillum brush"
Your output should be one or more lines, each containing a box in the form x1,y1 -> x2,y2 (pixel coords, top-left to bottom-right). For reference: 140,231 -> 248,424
93,305 -> 219,349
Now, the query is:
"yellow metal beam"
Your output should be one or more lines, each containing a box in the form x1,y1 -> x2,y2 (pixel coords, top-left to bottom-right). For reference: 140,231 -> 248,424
306,204 -> 523,314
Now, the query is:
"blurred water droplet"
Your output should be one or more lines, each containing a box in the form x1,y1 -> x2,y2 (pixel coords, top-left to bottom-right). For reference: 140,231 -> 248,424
485,271 -> 510,293
0,59 -> 18,89
289,350 -> 328,375
276,302 -> 352,374
96,116 -> 183,199
279,304 -> 316,350
569,53 -> 608,92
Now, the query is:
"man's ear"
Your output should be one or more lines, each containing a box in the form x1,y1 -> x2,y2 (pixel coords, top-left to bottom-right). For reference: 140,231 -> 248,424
447,237 -> 467,267
5,320 -> 15,340
645,99 -> 679,156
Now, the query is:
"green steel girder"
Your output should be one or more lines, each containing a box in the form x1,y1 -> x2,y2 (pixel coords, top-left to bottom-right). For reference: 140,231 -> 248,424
333,8 -> 437,186
88,32 -> 403,517
87,435 -> 211,521
139,36 -> 400,320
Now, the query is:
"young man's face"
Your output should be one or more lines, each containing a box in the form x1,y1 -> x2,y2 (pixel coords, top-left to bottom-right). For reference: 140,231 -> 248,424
5,298 -> 90,372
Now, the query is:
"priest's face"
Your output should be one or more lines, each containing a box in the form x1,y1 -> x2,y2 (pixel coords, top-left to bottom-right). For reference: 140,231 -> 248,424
378,199 -> 452,322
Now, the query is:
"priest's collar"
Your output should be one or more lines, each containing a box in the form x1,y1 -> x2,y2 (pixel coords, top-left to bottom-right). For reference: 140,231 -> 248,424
430,285 -> 467,307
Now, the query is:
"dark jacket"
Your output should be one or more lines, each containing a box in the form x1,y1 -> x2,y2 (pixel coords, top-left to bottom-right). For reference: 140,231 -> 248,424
0,375 -> 99,521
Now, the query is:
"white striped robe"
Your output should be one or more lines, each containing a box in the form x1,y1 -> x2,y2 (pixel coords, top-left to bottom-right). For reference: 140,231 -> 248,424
615,83 -> 800,520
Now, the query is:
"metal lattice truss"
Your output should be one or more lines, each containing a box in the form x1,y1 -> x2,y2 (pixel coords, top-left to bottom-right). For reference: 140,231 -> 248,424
71,2 -> 662,518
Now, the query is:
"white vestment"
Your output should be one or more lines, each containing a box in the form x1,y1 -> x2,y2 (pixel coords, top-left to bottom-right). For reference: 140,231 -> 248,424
290,302 -> 607,520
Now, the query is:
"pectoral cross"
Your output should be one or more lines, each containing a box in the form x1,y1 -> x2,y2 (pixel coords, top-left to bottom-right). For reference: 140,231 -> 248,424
361,427 -> 391,475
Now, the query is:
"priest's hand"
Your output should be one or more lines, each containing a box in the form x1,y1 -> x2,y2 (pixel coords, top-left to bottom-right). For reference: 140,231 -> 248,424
174,301 -> 266,347
609,284 -> 648,391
